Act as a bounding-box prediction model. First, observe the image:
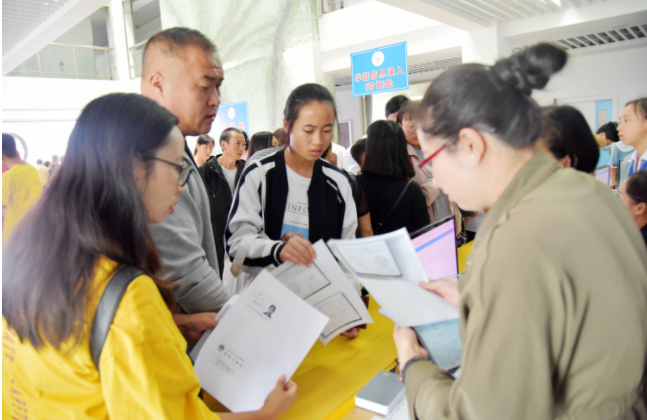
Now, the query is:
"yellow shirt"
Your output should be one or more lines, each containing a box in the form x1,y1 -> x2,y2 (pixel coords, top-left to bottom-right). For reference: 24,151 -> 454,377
2,257 -> 220,420
36,164 -> 50,186
2,164 -> 42,244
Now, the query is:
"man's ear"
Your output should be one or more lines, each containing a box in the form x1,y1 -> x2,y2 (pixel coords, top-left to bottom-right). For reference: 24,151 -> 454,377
148,72 -> 164,101
636,202 -> 647,217
559,155 -> 572,169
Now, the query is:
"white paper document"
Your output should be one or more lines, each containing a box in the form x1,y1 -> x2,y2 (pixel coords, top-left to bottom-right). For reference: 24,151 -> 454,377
370,397 -> 411,420
194,271 -> 329,412
328,229 -> 459,327
189,295 -> 240,363
272,240 -> 373,344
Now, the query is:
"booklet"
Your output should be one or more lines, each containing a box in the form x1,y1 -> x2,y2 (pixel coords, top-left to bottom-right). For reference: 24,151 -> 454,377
271,240 -> 373,344
194,271 -> 329,412
328,228 -> 459,327
413,319 -> 462,373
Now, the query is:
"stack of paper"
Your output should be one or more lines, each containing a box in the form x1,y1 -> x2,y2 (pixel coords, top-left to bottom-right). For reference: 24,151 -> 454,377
327,228 -> 459,327
272,241 -> 373,344
194,271 -> 329,412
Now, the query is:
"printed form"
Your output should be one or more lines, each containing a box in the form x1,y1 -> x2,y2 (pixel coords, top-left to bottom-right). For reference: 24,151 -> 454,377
194,271 -> 329,412
272,240 -> 373,344
327,228 -> 459,327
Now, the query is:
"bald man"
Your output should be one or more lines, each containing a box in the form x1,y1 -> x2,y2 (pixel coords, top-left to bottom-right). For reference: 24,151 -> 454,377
141,28 -> 229,314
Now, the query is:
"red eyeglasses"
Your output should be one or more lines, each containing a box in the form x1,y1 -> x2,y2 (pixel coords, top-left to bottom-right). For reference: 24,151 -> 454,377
418,143 -> 447,178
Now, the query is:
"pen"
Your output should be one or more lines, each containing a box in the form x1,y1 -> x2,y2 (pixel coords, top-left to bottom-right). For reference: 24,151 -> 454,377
432,273 -> 461,282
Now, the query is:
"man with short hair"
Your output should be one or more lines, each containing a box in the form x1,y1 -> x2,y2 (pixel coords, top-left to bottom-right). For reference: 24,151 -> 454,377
48,155 -> 60,178
385,95 -> 408,121
36,159 -> 49,186
141,27 -> 229,314
2,134 -> 43,245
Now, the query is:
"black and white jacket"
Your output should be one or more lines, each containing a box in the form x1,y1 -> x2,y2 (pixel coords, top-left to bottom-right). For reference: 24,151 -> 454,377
225,148 -> 358,274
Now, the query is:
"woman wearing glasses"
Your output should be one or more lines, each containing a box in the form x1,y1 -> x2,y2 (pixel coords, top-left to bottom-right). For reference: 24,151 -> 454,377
394,44 -> 647,419
2,94 -> 296,419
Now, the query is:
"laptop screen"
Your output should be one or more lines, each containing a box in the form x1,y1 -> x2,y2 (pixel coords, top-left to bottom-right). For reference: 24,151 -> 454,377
410,218 -> 458,282
594,165 -> 610,185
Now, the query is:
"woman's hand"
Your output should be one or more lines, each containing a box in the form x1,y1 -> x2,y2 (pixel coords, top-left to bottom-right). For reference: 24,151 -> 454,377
279,236 -> 316,266
393,325 -> 429,369
172,313 -> 218,341
341,327 -> 360,338
419,280 -> 461,307
258,375 -> 297,420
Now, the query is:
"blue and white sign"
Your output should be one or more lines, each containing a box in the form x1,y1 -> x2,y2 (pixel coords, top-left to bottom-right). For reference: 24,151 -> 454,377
214,101 -> 249,138
351,42 -> 409,97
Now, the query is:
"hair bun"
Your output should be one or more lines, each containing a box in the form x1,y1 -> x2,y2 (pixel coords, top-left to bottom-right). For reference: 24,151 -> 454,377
492,43 -> 567,96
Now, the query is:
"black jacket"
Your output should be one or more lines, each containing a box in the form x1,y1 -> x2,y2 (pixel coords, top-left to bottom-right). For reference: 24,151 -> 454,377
198,155 -> 246,274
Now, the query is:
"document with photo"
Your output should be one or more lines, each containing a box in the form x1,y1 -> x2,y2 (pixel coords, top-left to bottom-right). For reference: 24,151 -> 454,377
272,240 -> 373,344
194,271 -> 329,413
327,229 -> 459,327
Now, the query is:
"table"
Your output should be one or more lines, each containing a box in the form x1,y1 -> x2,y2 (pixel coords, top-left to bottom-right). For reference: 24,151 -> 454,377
205,242 -> 474,420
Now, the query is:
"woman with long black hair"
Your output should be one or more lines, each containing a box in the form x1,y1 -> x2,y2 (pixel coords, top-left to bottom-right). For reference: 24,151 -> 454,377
2,93 -> 296,419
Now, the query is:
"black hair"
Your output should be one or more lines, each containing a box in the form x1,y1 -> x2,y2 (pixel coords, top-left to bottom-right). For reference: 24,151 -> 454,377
385,95 -> 408,118
249,131 -> 274,157
3,93 -> 178,350
626,98 -> 647,120
540,106 -> 599,173
37,159 -> 43,164
44,161 -> 50,167
626,170 -> 647,205
362,120 -> 415,179
274,128 -> 288,147
2,133 -> 19,158
143,28 -> 217,75
283,83 -> 337,136
596,122 -> 619,142
220,128 -> 243,146
418,43 -> 567,149
193,134 -> 214,156
350,138 -> 367,165
241,130 -> 249,150
397,101 -> 420,125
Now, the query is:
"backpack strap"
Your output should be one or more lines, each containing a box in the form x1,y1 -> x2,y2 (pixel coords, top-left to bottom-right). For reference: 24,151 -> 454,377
90,265 -> 144,372
375,180 -> 413,234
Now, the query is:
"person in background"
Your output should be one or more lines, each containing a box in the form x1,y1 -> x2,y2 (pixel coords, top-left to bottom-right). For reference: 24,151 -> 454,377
140,27 -> 229,315
398,101 -> 460,230
248,131 -> 277,158
609,128 -> 634,187
199,128 -> 246,274
385,95 -> 408,121
193,134 -> 215,168
619,98 -> 647,177
2,93 -> 296,420
44,161 -> 50,168
358,120 -> 430,235
225,83 -> 359,308
340,140 -> 361,174
596,121 -> 618,168
393,43 -> 647,420
330,141 -> 346,167
36,159 -> 50,186
538,105 -> 600,173
48,155 -> 60,178
2,133 -> 43,245
323,144 -> 338,167
619,170 -> 647,247
240,130 -> 250,161
350,138 -> 367,170
274,127 -> 289,147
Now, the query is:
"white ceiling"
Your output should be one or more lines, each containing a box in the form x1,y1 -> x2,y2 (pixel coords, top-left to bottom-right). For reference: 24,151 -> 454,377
2,0 -> 71,56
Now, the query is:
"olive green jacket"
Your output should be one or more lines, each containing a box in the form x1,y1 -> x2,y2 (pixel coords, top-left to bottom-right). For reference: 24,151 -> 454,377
405,152 -> 647,420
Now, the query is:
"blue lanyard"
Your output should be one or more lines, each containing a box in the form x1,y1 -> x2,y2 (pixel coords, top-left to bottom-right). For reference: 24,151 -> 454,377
629,159 -> 647,176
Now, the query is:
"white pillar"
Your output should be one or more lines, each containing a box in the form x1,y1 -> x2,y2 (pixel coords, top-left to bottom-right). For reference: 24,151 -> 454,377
462,22 -> 512,65
107,0 -> 131,81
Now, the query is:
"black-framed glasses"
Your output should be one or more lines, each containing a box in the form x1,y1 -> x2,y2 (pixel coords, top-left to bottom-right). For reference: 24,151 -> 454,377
141,155 -> 193,187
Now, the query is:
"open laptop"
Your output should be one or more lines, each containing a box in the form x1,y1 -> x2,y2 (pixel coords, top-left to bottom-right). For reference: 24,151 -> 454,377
409,216 -> 458,282
594,165 -> 611,185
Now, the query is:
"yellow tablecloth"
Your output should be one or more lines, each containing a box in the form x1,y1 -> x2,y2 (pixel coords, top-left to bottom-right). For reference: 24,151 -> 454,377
205,242 -> 475,420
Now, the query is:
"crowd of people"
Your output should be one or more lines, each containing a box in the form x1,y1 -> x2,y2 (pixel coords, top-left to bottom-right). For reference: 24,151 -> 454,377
2,27 -> 647,420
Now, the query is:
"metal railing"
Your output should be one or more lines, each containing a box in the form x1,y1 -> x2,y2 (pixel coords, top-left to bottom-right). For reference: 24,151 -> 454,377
7,43 -> 113,80
128,39 -> 148,79
320,0 -> 369,14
